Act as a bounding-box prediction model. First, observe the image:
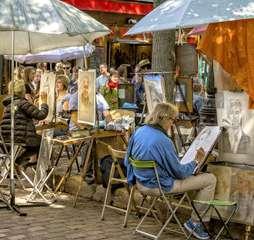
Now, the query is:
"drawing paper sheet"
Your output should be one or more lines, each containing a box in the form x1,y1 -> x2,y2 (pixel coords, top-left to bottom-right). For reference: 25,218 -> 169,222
181,126 -> 221,165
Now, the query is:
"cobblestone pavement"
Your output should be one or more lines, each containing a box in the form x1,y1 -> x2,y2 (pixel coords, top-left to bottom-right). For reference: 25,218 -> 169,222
0,193 -> 184,240
1,191 -> 254,240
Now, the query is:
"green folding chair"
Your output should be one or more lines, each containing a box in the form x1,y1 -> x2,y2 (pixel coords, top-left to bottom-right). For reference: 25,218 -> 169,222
130,157 -> 192,240
188,200 -> 238,240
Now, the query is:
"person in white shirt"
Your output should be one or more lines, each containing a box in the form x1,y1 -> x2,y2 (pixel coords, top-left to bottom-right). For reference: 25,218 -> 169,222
96,64 -> 109,92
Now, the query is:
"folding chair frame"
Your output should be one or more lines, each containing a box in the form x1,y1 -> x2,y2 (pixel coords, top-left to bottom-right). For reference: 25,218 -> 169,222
187,200 -> 238,240
101,145 -> 137,227
130,158 -> 192,240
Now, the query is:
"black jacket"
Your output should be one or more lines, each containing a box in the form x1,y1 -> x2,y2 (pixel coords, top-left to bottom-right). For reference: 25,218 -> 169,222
0,96 -> 48,147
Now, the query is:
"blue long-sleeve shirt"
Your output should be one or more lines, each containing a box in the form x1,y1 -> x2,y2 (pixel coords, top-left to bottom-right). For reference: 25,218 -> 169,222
124,125 -> 196,192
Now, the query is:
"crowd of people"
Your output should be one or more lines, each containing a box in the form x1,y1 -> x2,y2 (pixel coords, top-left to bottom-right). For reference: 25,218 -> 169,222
0,59 -> 149,174
0,59 -> 213,240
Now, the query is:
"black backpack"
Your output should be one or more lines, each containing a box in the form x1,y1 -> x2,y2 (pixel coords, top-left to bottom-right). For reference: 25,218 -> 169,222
100,155 -> 126,191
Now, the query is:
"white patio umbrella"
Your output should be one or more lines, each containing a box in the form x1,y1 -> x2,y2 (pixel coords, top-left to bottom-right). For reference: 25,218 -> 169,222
0,0 -> 109,209
4,44 -> 96,64
127,0 -> 254,35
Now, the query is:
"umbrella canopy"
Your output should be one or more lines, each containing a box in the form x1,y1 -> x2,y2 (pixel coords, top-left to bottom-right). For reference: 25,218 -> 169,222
4,44 -> 95,64
198,19 -> 254,107
127,0 -> 254,35
0,0 -> 110,54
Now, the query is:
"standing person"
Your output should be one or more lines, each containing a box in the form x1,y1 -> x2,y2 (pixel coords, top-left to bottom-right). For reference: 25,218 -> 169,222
55,75 -> 68,116
132,64 -> 144,109
117,64 -> 128,83
101,70 -> 119,110
96,64 -> 109,92
32,69 -> 42,95
132,59 -> 151,110
0,80 -> 48,167
23,66 -> 36,102
68,66 -> 79,94
31,68 -> 42,106
63,62 -> 72,82
125,103 -> 217,240
193,83 -> 205,114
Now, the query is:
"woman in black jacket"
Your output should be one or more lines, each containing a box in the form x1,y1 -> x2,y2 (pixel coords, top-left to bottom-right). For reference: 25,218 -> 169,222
0,79 -> 48,166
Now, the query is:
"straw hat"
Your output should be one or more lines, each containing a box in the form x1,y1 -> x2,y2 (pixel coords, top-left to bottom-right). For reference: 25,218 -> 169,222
138,59 -> 150,68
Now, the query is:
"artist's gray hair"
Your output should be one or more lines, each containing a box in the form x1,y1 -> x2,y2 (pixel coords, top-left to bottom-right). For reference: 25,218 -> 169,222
145,102 -> 178,125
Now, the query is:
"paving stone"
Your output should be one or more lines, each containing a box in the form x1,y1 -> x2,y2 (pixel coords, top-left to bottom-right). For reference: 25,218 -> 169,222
1,188 -> 253,240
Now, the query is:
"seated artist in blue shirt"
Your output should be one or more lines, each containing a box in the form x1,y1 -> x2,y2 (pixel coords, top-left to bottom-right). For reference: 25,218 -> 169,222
124,103 -> 217,240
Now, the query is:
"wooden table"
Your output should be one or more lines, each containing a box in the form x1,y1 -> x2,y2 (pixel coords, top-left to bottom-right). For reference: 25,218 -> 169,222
51,136 -> 93,194
73,130 -> 127,207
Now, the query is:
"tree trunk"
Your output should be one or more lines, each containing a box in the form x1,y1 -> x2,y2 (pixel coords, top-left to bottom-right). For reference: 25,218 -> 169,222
152,0 -> 175,102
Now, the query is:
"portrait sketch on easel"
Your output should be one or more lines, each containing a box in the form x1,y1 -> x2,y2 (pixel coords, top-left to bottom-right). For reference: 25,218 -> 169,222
78,70 -> 96,126
39,72 -> 56,122
217,91 -> 254,165
144,73 -> 166,113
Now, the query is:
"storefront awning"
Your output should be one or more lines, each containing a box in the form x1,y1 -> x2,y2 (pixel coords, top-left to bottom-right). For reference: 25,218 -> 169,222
63,0 -> 153,16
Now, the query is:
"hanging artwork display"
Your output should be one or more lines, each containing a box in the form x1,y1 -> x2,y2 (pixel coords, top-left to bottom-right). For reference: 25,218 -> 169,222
144,73 -> 166,113
78,70 -> 96,126
216,91 -> 254,165
39,72 -> 56,122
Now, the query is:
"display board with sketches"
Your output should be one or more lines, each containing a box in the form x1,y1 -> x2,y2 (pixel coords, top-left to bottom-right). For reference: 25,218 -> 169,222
78,70 -> 96,126
39,72 -> 56,122
181,126 -> 221,174
216,91 -> 254,165
144,73 -> 166,113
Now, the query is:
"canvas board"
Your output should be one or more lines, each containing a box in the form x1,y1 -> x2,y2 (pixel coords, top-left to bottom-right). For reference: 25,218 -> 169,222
39,72 -> 56,122
174,77 -> 193,113
144,73 -> 166,113
78,70 -> 96,126
216,91 -> 254,165
181,126 -> 221,173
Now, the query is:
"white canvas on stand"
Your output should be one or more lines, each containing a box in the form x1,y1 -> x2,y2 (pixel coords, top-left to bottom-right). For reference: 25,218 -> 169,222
144,73 -> 166,113
39,72 -> 56,122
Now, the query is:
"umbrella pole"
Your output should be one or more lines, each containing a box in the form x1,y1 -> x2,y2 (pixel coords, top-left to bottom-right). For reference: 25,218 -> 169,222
10,30 -> 15,206
6,31 -> 27,217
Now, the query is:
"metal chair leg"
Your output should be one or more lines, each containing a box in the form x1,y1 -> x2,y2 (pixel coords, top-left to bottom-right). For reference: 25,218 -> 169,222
123,185 -> 134,227
135,197 -> 158,236
100,164 -> 115,221
214,205 -> 238,240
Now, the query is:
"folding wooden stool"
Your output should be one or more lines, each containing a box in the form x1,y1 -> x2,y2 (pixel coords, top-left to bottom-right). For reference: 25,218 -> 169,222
101,145 -> 136,227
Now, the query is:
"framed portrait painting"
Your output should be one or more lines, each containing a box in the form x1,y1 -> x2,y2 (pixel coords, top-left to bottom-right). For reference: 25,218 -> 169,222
216,91 -> 254,166
39,72 -> 56,122
78,70 -> 96,126
144,73 -> 166,113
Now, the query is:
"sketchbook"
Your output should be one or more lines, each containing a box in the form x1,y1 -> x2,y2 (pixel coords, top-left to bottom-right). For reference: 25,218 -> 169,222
181,126 -> 221,174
